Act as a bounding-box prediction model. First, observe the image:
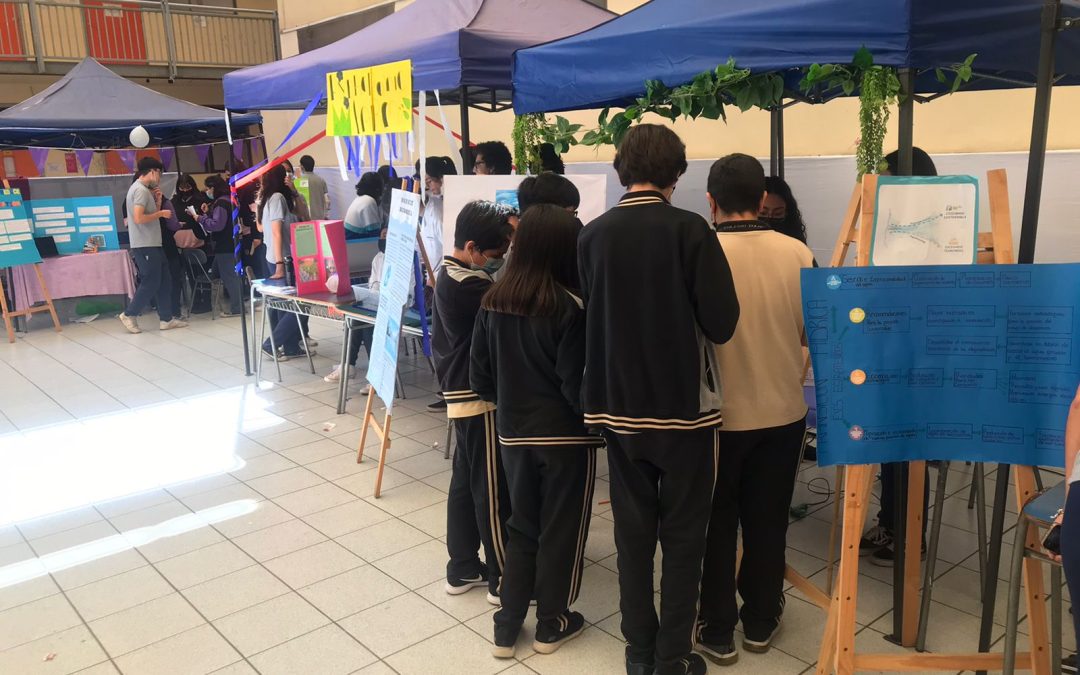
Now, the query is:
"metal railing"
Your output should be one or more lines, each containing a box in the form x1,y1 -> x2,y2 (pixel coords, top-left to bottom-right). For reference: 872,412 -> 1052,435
0,0 -> 279,79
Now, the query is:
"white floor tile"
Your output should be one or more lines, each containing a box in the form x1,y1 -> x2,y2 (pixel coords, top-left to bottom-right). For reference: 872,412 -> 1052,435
302,499 -> 392,539
154,541 -> 254,590
212,592 -> 329,656
245,467 -> 324,499
0,593 -> 82,651
248,624 -> 377,675
88,593 -> 204,657
299,565 -> 408,620
336,518 -> 431,563
339,592 -> 457,658
0,625 -> 108,675
262,541 -> 365,589
386,624 -> 506,675
272,482 -> 356,517
113,624 -> 242,675
372,540 -> 448,590
232,519 -> 327,562
66,566 -> 173,621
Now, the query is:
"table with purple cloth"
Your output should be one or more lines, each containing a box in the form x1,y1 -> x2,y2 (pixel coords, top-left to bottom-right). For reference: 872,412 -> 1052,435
11,249 -> 136,311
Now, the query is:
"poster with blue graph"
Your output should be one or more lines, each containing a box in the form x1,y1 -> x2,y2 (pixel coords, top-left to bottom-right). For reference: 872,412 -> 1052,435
0,188 -> 42,268
28,197 -> 119,255
366,189 -> 421,410
803,264 -> 1080,468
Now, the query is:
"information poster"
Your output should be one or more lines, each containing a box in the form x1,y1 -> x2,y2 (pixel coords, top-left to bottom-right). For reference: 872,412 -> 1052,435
326,60 -> 412,137
367,189 -> 420,409
0,188 -> 41,267
802,264 -> 1080,468
870,176 -> 979,267
28,197 -> 119,255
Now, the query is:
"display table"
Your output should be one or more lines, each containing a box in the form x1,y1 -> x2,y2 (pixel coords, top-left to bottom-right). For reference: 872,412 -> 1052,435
12,249 -> 135,311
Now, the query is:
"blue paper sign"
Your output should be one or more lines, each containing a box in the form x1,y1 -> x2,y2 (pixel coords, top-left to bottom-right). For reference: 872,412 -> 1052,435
803,264 -> 1080,468
495,189 -> 519,212
0,188 -> 42,268
28,197 -> 119,255
366,189 -> 421,409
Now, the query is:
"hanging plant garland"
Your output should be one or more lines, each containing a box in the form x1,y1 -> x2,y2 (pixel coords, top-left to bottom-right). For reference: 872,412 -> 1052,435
528,49 -> 976,178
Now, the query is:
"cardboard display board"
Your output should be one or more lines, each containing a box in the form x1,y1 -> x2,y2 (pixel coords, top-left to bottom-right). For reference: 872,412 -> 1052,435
870,176 -> 979,266
290,220 -> 350,297
28,196 -> 119,254
326,60 -> 412,137
441,174 -> 608,256
0,188 -> 41,267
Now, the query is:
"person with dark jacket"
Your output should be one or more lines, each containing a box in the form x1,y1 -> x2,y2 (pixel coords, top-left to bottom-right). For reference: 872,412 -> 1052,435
433,201 -> 514,605
471,205 -> 600,659
577,124 -> 740,675
517,173 -> 580,215
199,175 -> 243,316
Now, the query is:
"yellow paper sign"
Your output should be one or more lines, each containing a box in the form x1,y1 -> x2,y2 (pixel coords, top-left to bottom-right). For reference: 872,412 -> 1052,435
325,60 -> 412,137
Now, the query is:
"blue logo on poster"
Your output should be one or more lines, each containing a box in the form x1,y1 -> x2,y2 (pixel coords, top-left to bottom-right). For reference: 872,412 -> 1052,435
826,275 -> 842,290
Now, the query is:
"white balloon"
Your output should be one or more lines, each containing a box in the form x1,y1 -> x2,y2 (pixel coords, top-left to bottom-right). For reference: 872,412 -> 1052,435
129,125 -> 149,148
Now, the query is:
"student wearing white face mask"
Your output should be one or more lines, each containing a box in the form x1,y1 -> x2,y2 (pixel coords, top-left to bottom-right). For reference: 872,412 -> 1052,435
416,156 -> 457,279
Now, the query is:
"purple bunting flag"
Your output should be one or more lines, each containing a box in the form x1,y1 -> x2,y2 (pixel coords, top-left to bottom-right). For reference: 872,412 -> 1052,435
75,149 -> 94,176
28,147 -> 49,176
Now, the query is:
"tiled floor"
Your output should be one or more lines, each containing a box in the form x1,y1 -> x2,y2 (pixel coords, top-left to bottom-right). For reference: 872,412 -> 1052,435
0,309 -> 1071,674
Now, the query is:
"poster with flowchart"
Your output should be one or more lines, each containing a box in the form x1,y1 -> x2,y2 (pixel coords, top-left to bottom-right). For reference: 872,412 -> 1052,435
0,188 -> 42,268
802,264 -> 1079,468
28,197 -> 119,255
870,176 -> 979,267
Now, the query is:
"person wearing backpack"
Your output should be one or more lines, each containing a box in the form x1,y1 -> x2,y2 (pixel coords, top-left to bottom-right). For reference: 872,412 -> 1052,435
198,175 -> 243,317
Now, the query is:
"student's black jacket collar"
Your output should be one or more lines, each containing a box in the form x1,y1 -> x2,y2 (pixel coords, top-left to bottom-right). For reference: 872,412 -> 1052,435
713,219 -> 772,233
617,190 -> 670,207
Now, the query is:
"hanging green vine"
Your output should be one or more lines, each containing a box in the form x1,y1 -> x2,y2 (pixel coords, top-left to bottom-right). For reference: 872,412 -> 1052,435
511,113 -> 545,175
522,48 -> 977,178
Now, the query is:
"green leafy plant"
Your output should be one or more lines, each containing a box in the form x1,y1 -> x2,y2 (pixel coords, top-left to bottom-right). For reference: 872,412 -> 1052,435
535,49 -> 977,178
511,113 -> 545,175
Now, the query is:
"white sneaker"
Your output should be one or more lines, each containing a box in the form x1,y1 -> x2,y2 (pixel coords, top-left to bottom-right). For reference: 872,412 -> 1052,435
324,365 -> 343,383
160,319 -> 188,330
118,313 -> 141,334
305,337 -> 319,347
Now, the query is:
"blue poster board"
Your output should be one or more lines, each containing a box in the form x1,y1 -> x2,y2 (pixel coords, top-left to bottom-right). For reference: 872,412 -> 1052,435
0,188 -> 42,268
28,197 -> 119,255
366,189 -> 421,409
803,264 -> 1079,468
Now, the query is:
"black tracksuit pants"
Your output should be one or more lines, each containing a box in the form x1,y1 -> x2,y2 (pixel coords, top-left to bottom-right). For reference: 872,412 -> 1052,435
446,410 -> 510,595
698,417 -> 806,642
605,427 -> 718,671
494,445 -> 597,630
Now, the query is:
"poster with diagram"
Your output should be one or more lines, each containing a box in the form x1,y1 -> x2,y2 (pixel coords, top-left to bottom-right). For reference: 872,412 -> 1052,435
28,196 -> 119,255
870,176 -> 979,267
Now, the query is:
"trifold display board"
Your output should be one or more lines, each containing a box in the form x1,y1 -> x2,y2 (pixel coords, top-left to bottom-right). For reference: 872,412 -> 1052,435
28,197 -> 119,255
290,220 -> 350,298
0,188 -> 41,267
803,263 -> 1077,469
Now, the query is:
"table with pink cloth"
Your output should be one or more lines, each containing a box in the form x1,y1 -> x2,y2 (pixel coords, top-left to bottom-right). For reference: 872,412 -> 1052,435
11,249 -> 136,311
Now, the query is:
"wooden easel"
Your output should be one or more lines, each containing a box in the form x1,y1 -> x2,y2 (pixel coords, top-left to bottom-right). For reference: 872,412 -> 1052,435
356,178 -> 434,498
0,264 -> 62,343
814,170 -> 1051,674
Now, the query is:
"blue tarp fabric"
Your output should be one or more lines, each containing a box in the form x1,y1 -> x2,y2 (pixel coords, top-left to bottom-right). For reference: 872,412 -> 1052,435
511,0 -> 1080,113
0,58 -> 260,148
223,0 -> 614,111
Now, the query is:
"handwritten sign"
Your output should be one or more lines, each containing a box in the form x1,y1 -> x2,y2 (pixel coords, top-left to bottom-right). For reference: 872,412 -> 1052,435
326,60 -> 412,137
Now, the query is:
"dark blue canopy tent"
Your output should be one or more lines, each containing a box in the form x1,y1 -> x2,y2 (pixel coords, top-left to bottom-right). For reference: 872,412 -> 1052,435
224,0 -> 613,168
0,58 -> 260,149
515,0 -> 1080,660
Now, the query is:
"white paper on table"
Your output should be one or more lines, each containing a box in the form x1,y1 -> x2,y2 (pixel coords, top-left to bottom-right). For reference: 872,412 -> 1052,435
76,206 -> 111,217
52,235 -> 71,243
43,226 -> 76,234
79,225 -> 114,233
0,209 -> 13,219
9,233 -> 32,242
5,219 -> 31,234
34,212 -> 74,220
79,217 -> 112,224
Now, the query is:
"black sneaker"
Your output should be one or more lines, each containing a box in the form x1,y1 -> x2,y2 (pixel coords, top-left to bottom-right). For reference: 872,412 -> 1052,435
492,622 -> 520,659
743,617 -> 782,653
655,653 -> 708,675
697,636 -> 738,665
427,397 -> 447,411
1063,653 -> 1077,674
860,525 -> 893,555
445,565 -> 488,595
533,610 -> 585,654
625,645 -> 653,675
870,541 -> 927,567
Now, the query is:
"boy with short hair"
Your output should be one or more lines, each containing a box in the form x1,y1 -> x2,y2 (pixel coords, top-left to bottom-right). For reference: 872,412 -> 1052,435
696,154 -> 814,665
434,200 -> 515,603
578,124 -> 740,675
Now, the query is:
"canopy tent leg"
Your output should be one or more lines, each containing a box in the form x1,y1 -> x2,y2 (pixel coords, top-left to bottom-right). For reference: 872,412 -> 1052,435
1018,0 -> 1061,265
770,104 -> 785,179
227,109 -> 252,377
459,86 -> 473,174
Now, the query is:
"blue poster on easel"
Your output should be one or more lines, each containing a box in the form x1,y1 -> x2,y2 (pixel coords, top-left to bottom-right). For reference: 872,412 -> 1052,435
803,264 -> 1080,468
28,197 -> 119,255
0,188 -> 42,268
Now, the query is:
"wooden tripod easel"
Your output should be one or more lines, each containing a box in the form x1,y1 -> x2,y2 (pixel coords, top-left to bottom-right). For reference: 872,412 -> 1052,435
0,264 -> 62,343
812,170 -> 1051,674
356,179 -> 437,498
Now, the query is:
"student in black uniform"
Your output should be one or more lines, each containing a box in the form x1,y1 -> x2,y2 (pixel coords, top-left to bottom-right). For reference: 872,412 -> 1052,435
517,173 -> 580,215
471,205 -> 600,659
578,124 -> 740,675
434,200 -> 515,604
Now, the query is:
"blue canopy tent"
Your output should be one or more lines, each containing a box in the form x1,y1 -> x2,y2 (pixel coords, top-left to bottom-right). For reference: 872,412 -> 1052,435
514,0 -> 1080,661
223,0 -> 613,170
0,58 -> 260,149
